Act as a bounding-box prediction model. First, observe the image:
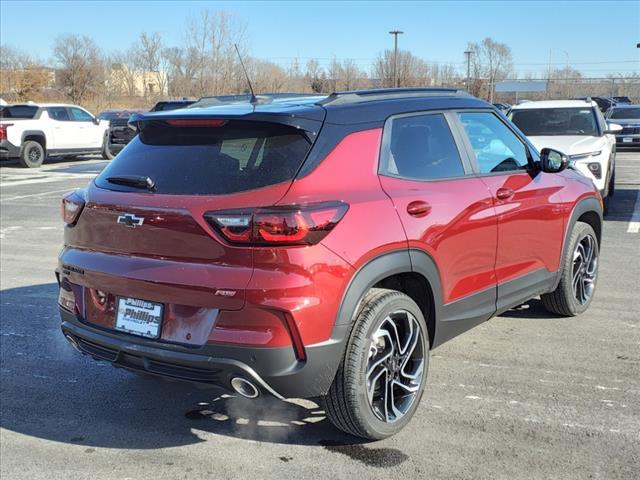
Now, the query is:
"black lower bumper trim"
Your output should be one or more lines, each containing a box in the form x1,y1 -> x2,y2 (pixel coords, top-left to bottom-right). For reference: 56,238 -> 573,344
60,307 -> 349,399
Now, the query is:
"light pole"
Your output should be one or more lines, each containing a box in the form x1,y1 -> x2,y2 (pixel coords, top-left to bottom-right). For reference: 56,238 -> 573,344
464,50 -> 472,92
389,30 -> 404,88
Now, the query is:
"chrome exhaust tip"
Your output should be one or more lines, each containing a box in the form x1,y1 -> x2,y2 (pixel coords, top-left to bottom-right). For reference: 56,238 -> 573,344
230,377 -> 260,399
64,334 -> 82,354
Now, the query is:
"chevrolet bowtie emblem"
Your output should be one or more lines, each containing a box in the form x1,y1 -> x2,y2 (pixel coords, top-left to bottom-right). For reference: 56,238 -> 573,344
117,213 -> 144,227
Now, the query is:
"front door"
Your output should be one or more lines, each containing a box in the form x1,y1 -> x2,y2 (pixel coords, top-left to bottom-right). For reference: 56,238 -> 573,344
68,107 -> 103,148
456,111 -> 566,311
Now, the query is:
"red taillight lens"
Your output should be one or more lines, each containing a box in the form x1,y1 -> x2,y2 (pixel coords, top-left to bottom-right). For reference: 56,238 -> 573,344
0,124 -> 12,141
61,190 -> 86,225
205,202 -> 348,246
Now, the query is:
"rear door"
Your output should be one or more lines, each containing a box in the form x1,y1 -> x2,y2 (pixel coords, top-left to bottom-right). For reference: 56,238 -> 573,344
378,111 -> 498,337
46,107 -> 75,148
455,110 -> 566,311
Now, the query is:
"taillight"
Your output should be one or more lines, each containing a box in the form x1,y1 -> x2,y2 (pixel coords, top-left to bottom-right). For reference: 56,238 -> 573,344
0,124 -> 12,141
61,190 -> 86,225
205,202 -> 348,246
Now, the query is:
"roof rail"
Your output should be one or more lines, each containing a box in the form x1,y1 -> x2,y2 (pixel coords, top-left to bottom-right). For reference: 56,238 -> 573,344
317,87 -> 470,105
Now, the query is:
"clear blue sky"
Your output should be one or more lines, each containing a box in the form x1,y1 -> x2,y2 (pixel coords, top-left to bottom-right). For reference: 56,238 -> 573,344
1,0 -> 639,77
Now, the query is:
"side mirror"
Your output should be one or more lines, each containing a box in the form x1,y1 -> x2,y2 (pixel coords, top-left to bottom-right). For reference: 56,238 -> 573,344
540,147 -> 569,173
604,122 -> 622,134
93,117 -> 100,125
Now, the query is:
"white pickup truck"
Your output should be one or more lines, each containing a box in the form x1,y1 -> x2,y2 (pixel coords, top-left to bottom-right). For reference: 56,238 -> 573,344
0,103 -> 110,167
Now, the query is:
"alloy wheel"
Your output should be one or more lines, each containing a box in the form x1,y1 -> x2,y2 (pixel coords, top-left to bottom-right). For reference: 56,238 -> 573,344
28,146 -> 42,163
366,309 -> 425,423
572,234 -> 598,305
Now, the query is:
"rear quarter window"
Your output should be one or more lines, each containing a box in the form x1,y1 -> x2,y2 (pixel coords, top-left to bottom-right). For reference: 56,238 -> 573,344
0,105 -> 39,119
95,120 -> 312,195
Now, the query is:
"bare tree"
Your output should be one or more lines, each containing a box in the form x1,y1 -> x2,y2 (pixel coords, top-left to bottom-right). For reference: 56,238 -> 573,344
53,34 -> 104,104
305,59 -> 326,93
132,32 -> 168,98
183,9 -> 247,96
340,59 -> 367,91
0,45 -> 51,101
466,38 -> 513,101
374,49 -> 429,88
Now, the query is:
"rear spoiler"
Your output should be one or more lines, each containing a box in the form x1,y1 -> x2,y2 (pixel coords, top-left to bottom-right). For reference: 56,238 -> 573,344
129,106 -> 325,139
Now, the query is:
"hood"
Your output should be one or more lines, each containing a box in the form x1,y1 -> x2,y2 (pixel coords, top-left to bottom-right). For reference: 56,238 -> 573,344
606,118 -> 640,127
527,135 -> 606,156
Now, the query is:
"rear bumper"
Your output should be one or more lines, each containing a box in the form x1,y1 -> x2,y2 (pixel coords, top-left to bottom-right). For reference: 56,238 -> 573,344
0,139 -> 20,159
59,307 -> 348,399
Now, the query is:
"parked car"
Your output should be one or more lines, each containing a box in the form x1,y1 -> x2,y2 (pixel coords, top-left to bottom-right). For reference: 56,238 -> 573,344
149,99 -> 196,112
574,96 -> 616,113
605,105 -> 640,147
98,110 -> 136,123
508,99 -> 621,213
103,110 -> 145,159
612,96 -> 632,105
0,103 -> 109,167
57,88 -> 603,440
492,102 -> 511,113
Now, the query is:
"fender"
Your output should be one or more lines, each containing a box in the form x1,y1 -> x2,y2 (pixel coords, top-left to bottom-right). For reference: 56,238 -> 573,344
550,195 -> 603,292
21,130 -> 47,150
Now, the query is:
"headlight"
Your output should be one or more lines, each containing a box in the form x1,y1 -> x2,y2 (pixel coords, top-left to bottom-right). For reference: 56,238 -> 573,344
569,150 -> 602,160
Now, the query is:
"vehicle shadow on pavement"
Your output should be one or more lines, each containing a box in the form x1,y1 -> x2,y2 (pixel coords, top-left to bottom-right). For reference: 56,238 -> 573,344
499,298 -> 565,319
0,283 -> 360,449
604,188 -> 639,223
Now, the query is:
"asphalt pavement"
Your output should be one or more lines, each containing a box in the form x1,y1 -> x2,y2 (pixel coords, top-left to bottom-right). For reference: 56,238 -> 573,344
1,153 -> 638,479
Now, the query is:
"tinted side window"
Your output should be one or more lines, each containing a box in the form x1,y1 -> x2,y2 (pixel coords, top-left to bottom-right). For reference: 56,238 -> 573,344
48,107 -> 70,121
458,112 -> 529,173
70,108 -> 94,122
383,113 -> 465,180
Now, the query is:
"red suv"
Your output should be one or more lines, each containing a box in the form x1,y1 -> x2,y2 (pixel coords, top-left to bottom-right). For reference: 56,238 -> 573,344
57,89 -> 603,439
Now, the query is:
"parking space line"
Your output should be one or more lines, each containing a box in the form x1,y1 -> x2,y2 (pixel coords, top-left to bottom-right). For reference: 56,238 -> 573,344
0,174 -> 94,188
627,192 -> 640,234
2,188 -> 73,202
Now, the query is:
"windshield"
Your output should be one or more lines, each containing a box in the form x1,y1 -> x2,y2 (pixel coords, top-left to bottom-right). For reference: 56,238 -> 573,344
607,108 -> 640,120
95,120 -> 312,195
509,108 -> 598,136
0,105 -> 38,119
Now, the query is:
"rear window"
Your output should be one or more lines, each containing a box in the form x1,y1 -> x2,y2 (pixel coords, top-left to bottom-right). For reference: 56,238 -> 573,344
95,120 -> 312,195
0,105 -> 38,119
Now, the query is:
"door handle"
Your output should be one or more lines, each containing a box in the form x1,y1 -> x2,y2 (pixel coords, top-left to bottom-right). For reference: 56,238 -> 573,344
496,188 -> 514,200
407,200 -> 432,217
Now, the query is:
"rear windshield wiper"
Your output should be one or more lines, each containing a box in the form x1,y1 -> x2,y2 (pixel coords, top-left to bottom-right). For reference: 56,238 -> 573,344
106,175 -> 155,191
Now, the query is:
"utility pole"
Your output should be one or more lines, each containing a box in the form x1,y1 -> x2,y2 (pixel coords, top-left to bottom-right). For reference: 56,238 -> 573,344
389,30 -> 404,88
464,50 -> 472,92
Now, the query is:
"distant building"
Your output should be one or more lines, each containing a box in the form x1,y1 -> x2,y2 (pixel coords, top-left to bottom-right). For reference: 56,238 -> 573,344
109,63 -> 168,97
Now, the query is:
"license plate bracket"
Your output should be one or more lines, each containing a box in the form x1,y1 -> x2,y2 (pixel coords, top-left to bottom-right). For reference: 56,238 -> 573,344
115,297 -> 163,339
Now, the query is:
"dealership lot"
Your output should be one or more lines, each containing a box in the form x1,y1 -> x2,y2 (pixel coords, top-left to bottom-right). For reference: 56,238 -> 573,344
1,153 -> 638,479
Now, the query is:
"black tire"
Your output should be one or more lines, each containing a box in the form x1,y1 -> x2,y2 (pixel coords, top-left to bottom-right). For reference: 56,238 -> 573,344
541,222 -> 599,316
323,288 -> 429,440
19,140 -> 45,168
102,135 -> 114,160
608,168 -> 615,198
